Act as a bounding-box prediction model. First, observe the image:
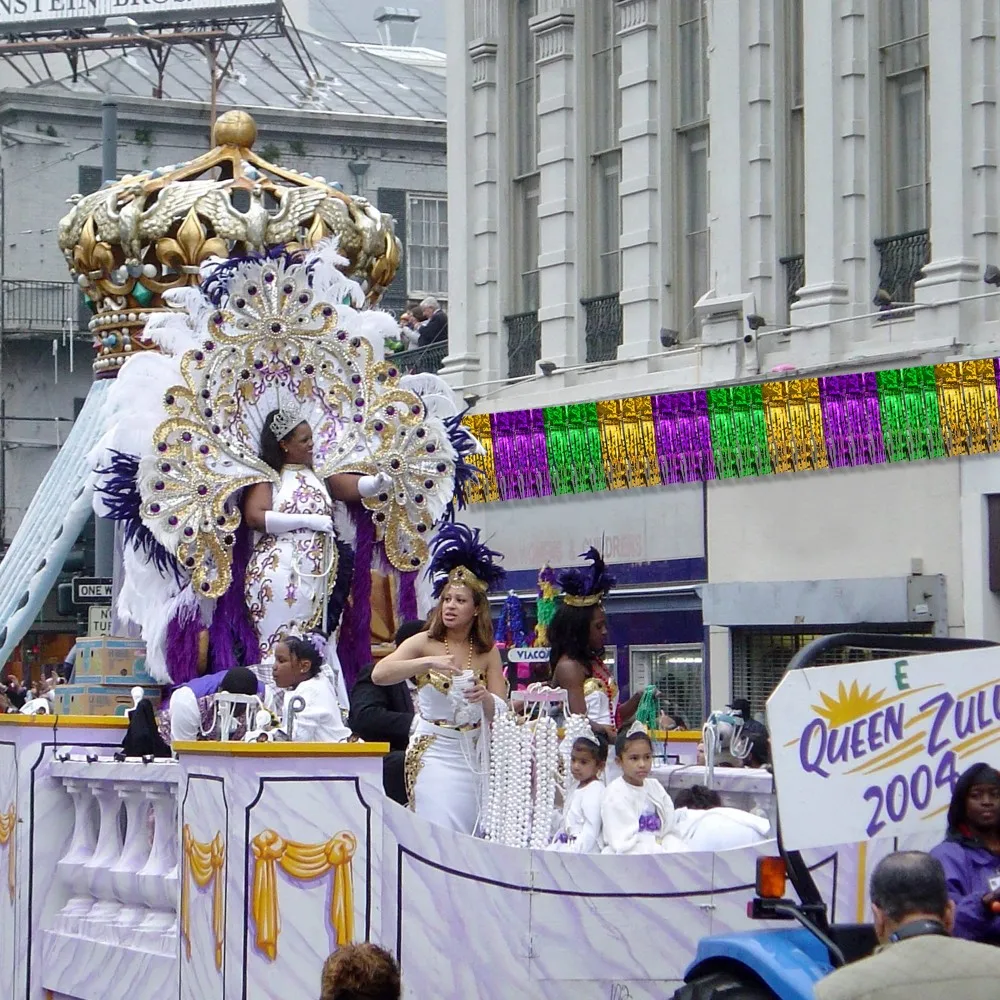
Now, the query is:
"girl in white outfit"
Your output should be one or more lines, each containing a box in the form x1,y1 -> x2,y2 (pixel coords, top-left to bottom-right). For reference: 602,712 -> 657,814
602,723 -> 675,855
549,733 -> 608,853
270,635 -> 352,742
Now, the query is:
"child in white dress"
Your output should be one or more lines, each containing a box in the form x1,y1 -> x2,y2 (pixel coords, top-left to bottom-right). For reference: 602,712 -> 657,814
601,723 -> 675,855
549,733 -> 608,853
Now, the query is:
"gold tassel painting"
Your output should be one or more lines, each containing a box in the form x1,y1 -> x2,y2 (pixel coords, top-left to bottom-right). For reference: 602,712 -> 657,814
250,829 -> 357,962
181,826 -> 226,972
0,805 -> 14,903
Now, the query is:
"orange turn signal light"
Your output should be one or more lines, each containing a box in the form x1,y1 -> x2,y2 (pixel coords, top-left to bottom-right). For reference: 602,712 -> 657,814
755,856 -> 787,899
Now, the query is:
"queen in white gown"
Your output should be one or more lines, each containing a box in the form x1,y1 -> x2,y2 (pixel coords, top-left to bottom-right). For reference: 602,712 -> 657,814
373,524 -> 507,835
242,408 -> 389,663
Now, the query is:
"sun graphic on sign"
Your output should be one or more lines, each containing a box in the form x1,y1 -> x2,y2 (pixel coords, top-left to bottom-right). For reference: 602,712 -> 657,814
811,680 -> 888,729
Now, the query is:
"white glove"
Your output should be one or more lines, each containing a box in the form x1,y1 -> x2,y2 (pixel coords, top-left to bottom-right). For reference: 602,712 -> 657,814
357,472 -> 393,499
264,510 -> 333,534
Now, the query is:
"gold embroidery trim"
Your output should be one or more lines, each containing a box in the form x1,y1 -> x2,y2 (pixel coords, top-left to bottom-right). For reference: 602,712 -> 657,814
404,734 -> 436,809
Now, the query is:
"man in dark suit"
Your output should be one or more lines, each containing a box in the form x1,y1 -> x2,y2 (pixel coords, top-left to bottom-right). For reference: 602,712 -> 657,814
349,620 -> 424,804
416,297 -> 448,346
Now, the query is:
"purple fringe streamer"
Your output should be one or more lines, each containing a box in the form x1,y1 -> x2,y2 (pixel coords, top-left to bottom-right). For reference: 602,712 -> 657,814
651,391 -> 716,484
398,571 -> 419,624
337,503 -> 376,690
818,373 -> 886,467
207,520 -> 258,673
491,409 -> 552,500
164,598 -> 204,685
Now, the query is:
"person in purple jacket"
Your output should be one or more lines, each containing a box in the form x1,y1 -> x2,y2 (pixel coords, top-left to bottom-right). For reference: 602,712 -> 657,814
930,761 -> 1000,945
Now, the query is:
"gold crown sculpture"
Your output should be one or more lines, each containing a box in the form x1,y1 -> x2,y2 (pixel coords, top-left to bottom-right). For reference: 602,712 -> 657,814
57,110 -> 401,377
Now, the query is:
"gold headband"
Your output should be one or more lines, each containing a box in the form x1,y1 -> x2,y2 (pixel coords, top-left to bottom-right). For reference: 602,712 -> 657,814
444,566 -> 488,594
563,593 -> 604,608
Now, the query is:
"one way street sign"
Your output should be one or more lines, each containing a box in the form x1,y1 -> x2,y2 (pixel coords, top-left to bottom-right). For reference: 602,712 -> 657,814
72,577 -> 113,605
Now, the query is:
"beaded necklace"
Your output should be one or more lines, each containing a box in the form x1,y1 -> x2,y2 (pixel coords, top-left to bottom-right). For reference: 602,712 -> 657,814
444,636 -> 474,671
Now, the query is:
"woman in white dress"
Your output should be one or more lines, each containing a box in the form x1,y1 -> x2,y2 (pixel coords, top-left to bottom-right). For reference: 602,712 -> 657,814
242,408 -> 389,663
270,635 -> 352,742
372,524 -> 507,835
602,724 -> 675,855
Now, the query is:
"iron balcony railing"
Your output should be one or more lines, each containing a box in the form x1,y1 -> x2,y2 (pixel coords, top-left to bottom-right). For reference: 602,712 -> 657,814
873,229 -> 930,308
1,279 -> 85,338
581,293 -> 622,363
505,310 -> 540,379
390,340 -> 448,375
778,253 -> 805,307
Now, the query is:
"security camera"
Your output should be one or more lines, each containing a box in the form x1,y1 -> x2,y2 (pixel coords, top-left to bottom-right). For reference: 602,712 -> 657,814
462,392 -> 481,408
659,328 -> 680,349
746,314 -> 766,332
985,264 -> 1000,287
539,361 -> 557,376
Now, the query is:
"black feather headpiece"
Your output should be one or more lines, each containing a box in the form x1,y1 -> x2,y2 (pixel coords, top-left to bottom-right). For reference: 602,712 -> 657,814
427,522 -> 506,597
558,547 -> 616,607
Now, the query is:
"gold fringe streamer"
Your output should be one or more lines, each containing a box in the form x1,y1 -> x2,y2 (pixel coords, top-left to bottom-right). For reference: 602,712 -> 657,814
596,396 -> 662,489
461,414 -> 499,503
935,360 -> 1000,456
762,379 -> 828,473
0,804 -> 15,903
250,829 -> 357,963
181,825 -> 225,972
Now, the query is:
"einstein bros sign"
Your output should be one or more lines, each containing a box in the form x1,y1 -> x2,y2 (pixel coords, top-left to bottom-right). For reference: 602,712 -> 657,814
767,646 -> 1000,851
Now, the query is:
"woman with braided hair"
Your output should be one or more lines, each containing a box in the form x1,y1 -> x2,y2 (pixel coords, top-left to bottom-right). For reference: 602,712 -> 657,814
373,523 -> 507,834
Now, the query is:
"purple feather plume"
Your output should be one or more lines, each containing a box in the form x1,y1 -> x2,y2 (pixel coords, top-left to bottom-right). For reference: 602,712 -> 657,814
326,539 -> 355,634
336,503 -> 375,690
94,451 -> 183,583
164,598 -> 204,685
398,571 -> 419,623
427,521 -> 505,596
207,519 -> 258,674
558,547 -> 616,599
443,410 -> 483,520
201,245 -> 306,308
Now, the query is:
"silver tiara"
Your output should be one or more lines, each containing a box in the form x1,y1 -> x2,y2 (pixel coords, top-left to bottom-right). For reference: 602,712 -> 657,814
269,405 -> 305,442
625,720 -> 649,739
576,730 -> 601,747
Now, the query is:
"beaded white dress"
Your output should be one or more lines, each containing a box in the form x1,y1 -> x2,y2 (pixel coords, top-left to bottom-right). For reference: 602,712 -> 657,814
404,668 -> 488,835
245,465 -> 336,662
601,777 -> 675,855
548,780 -> 605,853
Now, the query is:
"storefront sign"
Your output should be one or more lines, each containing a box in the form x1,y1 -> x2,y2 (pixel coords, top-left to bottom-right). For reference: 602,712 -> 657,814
1,0 -> 278,31
507,648 -> 550,664
767,646 -> 1000,851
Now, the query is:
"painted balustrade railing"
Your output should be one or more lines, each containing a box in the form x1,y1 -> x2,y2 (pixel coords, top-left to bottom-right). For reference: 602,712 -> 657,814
44,758 -> 179,958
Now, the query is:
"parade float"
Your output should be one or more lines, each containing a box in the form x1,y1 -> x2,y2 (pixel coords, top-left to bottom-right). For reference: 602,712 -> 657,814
0,113 -> 912,1000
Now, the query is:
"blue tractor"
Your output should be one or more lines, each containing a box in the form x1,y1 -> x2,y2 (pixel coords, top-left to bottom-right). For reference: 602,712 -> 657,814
671,633 -> 996,1000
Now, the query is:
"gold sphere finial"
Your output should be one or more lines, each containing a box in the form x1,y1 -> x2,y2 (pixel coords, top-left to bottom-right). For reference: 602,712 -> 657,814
212,110 -> 257,149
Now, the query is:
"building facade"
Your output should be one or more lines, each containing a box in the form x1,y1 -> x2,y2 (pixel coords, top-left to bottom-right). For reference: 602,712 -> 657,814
445,0 -> 1000,719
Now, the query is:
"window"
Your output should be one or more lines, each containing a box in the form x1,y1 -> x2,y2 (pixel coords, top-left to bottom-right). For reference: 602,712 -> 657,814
589,0 -> 622,296
406,194 -> 448,300
512,0 -> 540,311
881,0 -> 929,233
630,645 -> 705,729
676,0 -> 710,336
